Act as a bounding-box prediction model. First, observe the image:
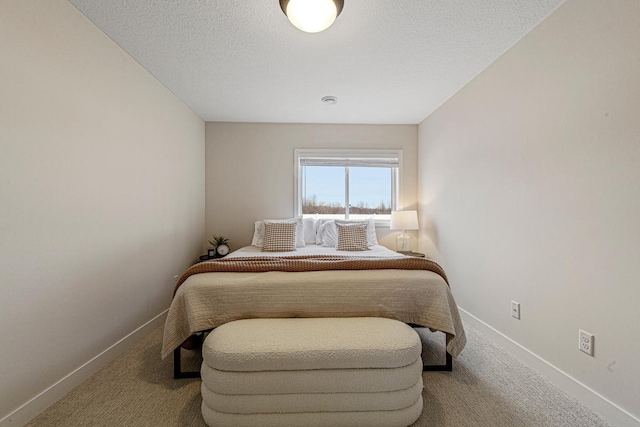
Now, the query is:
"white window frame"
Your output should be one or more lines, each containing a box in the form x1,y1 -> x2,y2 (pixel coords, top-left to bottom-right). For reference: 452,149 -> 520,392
294,149 -> 403,226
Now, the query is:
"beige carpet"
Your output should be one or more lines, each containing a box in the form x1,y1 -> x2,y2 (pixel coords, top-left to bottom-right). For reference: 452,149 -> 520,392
27,323 -> 611,427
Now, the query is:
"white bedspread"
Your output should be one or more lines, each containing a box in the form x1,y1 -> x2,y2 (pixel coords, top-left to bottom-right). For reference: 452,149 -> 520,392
227,244 -> 405,259
161,247 -> 466,359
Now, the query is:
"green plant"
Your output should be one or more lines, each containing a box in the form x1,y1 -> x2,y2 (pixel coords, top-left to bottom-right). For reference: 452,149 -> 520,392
209,234 -> 229,248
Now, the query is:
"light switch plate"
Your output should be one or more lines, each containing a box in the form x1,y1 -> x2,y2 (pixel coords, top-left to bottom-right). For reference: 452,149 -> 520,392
511,301 -> 520,319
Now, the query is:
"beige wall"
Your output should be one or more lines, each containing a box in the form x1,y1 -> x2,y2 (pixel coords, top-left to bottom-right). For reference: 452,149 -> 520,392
0,0 -> 205,423
205,122 -> 417,251
418,0 -> 640,424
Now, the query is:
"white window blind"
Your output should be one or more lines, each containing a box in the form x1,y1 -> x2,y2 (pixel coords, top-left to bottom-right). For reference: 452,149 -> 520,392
299,157 -> 399,168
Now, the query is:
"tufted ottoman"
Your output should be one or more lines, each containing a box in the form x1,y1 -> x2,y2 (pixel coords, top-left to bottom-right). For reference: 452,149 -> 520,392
200,317 -> 423,427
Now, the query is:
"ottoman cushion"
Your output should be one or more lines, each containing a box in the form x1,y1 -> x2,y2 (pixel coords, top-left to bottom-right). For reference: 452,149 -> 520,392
201,377 -> 423,414
202,317 -> 422,371
201,398 -> 423,427
200,358 -> 423,394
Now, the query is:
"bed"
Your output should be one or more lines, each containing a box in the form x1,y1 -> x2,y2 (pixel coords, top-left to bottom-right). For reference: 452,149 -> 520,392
162,218 -> 467,377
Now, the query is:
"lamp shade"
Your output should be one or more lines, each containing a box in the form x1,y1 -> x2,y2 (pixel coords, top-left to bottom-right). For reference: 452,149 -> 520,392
390,210 -> 419,231
280,0 -> 344,33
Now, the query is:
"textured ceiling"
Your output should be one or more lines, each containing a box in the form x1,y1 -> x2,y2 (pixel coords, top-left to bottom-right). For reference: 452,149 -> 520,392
68,0 -> 565,124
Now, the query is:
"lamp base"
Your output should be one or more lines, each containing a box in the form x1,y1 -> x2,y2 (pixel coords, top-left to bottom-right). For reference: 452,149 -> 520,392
396,231 -> 413,252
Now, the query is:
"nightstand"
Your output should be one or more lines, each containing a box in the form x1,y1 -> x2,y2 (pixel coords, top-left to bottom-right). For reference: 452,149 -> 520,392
398,251 -> 425,258
198,254 -> 223,262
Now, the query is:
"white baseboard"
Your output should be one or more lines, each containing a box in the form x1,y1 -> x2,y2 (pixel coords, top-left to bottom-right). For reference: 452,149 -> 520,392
0,310 -> 168,427
459,308 -> 640,427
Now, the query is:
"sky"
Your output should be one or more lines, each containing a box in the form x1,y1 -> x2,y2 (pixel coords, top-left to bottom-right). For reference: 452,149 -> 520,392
302,166 -> 392,208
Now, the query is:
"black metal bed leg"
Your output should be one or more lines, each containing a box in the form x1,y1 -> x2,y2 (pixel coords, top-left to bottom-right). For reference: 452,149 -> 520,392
408,324 -> 453,372
173,347 -> 201,379
423,350 -> 453,371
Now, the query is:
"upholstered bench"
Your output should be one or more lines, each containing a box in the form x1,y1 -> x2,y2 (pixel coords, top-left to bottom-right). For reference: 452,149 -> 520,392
200,317 -> 424,427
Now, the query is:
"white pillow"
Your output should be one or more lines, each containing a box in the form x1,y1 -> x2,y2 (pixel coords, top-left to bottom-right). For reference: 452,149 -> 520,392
335,218 -> 378,247
315,218 -> 332,245
320,220 -> 338,247
303,217 -> 317,245
252,216 -> 305,248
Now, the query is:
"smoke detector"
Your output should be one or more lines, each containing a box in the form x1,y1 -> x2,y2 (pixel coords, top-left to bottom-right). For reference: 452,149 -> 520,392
322,96 -> 338,105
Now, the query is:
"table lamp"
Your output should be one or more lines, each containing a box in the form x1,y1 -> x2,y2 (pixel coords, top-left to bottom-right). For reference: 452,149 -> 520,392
390,210 -> 419,252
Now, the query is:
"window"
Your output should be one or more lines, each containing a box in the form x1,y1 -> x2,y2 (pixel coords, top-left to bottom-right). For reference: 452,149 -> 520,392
294,149 -> 402,224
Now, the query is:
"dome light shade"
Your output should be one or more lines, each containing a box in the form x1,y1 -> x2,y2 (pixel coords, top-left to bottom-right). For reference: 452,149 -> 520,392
280,0 -> 344,33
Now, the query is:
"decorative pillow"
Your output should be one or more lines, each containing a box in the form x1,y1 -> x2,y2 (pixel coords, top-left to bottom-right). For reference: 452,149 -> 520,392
335,218 -> 378,247
261,222 -> 297,252
336,223 -> 369,251
303,217 -> 317,245
252,216 -> 305,248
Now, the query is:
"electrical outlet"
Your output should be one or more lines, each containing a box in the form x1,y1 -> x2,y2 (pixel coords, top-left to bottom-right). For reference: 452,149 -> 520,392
579,330 -> 594,356
511,301 -> 520,319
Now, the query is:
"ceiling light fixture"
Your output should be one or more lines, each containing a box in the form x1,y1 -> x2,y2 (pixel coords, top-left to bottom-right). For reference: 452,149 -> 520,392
280,0 -> 344,33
